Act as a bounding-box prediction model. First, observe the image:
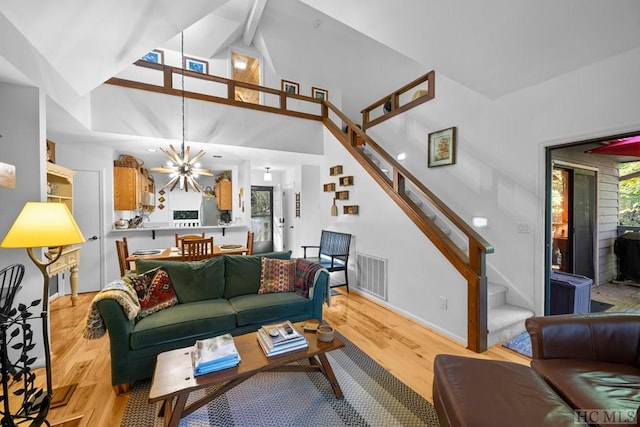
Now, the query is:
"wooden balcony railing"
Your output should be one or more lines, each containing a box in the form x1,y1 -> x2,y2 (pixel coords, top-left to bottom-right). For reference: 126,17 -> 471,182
361,71 -> 435,130
106,60 -> 324,122
105,62 -> 492,352
323,100 -> 493,353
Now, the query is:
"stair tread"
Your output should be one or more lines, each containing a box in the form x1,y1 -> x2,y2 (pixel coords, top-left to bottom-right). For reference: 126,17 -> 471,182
488,304 -> 533,332
487,283 -> 508,296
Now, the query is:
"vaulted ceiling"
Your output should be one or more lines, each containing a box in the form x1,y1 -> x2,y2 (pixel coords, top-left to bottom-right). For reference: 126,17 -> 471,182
1,0 -> 639,165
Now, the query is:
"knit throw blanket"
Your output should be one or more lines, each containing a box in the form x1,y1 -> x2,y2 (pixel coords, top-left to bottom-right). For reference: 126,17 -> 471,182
83,280 -> 140,339
296,259 -> 330,307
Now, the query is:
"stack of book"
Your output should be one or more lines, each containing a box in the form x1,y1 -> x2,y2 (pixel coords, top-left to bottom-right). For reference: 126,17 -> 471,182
192,333 -> 240,376
257,321 -> 308,356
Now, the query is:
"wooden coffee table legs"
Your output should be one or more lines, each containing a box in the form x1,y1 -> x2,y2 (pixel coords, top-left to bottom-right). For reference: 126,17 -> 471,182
266,354 -> 344,400
157,354 -> 344,427
309,354 -> 344,399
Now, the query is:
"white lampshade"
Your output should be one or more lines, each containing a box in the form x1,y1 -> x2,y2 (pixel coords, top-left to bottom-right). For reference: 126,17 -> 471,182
264,167 -> 272,182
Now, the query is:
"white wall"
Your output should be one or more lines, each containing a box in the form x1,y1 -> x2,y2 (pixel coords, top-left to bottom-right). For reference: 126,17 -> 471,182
0,82 -> 48,367
361,46 -> 640,334
319,128 -> 469,342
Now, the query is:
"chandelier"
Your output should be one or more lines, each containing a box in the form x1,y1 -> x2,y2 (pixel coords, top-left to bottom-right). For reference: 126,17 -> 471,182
150,32 -> 212,192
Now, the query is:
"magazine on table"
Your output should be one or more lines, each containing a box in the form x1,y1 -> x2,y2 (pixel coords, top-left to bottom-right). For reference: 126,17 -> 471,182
192,333 -> 240,375
256,321 -> 308,356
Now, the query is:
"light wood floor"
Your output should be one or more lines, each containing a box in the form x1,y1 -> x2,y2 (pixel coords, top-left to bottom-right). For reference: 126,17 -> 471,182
42,289 -> 529,426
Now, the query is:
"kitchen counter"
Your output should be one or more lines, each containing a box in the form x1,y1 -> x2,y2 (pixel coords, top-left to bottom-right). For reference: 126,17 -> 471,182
110,224 -> 246,238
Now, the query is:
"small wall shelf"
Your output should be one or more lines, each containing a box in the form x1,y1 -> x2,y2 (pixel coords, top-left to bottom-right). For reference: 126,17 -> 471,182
335,190 -> 349,200
343,205 -> 359,215
323,183 -> 336,192
329,165 -> 343,176
339,176 -> 354,186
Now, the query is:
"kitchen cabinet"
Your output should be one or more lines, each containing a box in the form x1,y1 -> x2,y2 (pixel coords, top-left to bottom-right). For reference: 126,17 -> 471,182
215,178 -> 232,210
113,166 -> 155,211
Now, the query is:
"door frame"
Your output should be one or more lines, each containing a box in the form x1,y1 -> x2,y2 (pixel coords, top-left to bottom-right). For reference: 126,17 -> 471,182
251,185 -> 274,254
545,157 -> 599,314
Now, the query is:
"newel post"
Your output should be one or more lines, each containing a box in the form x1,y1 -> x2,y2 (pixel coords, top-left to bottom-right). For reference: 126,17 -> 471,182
467,243 -> 488,352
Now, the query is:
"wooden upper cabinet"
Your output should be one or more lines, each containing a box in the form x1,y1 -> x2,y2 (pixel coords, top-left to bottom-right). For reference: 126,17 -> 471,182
114,167 -> 139,210
215,178 -> 232,210
113,166 -> 155,211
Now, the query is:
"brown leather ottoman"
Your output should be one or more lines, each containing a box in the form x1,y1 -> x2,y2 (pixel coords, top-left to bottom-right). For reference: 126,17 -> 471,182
432,354 -> 585,427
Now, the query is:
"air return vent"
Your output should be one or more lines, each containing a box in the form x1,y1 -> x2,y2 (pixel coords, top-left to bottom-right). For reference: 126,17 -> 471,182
356,253 -> 388,300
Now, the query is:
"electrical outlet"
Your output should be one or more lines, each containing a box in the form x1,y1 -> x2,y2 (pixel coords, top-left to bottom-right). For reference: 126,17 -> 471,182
516,222 -> 531,233
439,296 -> 448,310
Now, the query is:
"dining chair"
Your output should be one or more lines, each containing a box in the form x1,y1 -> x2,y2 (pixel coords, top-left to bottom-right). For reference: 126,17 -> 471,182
175,232 -> 206,248
115,237 -> 134,277
182,237 -> 214,261
0,263 -> 24,314
245,231 -> 254,255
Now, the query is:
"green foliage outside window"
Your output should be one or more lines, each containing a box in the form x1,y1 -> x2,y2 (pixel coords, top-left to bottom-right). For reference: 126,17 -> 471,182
619,161 -> 640,226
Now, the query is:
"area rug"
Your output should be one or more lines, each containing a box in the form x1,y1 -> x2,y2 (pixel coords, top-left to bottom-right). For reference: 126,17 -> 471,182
502,331 -> 532,358
121,333 -> 439,426
502,299 -> 616,357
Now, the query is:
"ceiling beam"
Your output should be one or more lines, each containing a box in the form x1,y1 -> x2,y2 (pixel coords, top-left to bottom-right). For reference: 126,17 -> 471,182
242,0 -> 267,46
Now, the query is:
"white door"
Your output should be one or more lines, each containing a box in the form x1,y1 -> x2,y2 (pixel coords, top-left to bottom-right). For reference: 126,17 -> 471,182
73,169 -> 103,293
282,183 -> 295,251
273,184 -> 284,252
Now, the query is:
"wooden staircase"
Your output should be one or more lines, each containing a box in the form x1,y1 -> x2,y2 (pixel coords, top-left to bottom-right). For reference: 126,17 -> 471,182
106,64 -> 511,352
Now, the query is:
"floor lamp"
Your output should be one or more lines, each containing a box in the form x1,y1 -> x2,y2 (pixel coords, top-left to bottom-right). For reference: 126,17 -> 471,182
0,202 -> 85,425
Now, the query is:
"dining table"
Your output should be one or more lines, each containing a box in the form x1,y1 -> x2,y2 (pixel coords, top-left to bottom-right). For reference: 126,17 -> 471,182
126,244 -> 248,263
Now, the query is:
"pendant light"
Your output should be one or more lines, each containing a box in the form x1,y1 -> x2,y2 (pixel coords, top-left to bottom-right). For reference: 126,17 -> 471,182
151,32 -> 213,192
264,167 -> 272,181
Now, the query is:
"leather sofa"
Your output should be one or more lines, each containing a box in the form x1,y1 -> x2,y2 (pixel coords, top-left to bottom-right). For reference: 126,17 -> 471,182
433,313 -> 640,427
95,251 -> 329,392
526,313 -> 640,426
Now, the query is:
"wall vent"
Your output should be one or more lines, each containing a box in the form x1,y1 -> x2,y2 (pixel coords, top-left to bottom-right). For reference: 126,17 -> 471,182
355,253 -> 388,301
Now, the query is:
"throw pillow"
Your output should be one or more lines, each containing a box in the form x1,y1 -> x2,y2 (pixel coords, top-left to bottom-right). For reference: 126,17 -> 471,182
127,266 -> 178,318
258,257 -> 295,294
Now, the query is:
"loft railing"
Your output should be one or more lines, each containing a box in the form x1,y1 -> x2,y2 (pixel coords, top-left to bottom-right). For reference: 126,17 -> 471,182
107,60 -> 324,122
105,62 -> 493,352
323,101 -> 494,352
361,71 -> 435,130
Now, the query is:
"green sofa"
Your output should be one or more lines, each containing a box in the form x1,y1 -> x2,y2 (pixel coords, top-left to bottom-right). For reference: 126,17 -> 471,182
96,251 -> 329,391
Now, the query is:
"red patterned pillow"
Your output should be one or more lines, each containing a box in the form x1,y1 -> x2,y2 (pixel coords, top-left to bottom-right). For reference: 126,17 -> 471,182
258,257 -> 295,294
129,267 -> 178,318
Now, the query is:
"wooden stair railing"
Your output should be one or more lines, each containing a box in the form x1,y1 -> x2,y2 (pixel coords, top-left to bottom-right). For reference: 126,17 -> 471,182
361,71 -> 435,130
323,100 -> 494,353
104,61 -> 493,352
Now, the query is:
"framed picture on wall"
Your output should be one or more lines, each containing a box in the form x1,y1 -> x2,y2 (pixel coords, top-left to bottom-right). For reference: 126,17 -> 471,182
281,79 -> 299,95
183,56 -> 209,74
428,126 -> 457,167
311,87 -> 328,101
141,49 -> 164,64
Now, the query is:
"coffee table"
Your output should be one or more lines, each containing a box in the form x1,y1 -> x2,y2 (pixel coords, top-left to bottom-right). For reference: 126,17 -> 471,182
148,322 -> 345,427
